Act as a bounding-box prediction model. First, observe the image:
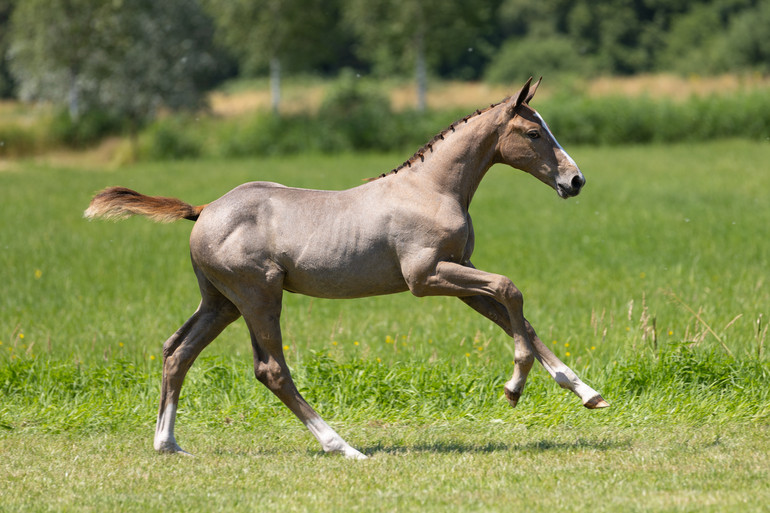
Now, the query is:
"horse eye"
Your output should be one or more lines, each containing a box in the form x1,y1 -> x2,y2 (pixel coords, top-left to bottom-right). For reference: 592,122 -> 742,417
527,130 -> 540,139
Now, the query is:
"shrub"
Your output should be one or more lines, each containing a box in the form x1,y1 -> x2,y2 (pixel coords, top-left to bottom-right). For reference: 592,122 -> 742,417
541,91 -> 770,146
47,109 -> 124,148
485,36 -> 592,85
138,117 -> 203,160
0,124 -> 40,157
318,70 -> 394,152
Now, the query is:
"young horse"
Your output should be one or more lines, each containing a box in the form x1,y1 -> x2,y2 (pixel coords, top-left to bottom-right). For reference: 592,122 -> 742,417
85,78 -> 608,459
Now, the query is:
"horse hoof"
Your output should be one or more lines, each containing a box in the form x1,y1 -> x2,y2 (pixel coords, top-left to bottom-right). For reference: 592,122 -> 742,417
504,388 -> 521,408
583,395 -> 610,409
344,448 -> 368,460
155,440 -> 193,456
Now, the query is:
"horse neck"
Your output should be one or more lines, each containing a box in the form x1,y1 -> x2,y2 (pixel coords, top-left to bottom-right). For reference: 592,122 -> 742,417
414,109 -> 501,209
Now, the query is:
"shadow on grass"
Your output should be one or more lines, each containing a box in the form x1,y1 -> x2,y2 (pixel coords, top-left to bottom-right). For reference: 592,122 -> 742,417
362,437 -> 630,456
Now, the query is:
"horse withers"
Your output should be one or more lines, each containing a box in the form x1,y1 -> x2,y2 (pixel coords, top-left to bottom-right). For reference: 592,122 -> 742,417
85,78 -> 608,459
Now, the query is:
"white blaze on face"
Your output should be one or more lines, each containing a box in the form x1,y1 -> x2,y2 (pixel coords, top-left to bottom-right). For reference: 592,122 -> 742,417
534,112 -> 581,172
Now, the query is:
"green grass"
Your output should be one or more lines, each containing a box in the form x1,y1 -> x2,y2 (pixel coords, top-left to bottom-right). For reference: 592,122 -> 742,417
1,140 -> 769,511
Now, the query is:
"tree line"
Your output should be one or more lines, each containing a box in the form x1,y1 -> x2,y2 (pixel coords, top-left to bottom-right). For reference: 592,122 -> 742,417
1,0 -> 768,127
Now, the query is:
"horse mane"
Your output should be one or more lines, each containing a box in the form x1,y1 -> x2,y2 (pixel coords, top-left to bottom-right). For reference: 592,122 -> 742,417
366,96 -> 511,182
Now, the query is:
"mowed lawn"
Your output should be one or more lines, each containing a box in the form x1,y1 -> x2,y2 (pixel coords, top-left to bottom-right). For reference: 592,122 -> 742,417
1,140 -> 769,512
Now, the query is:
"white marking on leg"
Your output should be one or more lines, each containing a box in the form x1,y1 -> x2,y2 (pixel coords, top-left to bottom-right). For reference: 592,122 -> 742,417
537,358 -> 603,406
154,403 -> 190,454
305,417 -> 367,459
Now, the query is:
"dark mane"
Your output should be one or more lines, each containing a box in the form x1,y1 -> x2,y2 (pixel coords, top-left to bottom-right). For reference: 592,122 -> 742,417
366,97 -> 511,181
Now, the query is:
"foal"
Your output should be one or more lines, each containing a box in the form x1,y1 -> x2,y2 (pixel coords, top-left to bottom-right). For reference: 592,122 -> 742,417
85,78 -> 608,459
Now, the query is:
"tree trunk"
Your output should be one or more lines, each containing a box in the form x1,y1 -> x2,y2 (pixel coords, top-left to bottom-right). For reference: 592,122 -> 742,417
68,69 -> 80,121
415,31 -> 427,112
270,57 -> 281,115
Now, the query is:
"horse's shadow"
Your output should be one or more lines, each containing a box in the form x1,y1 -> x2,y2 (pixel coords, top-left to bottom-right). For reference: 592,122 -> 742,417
360,437 -> 630,456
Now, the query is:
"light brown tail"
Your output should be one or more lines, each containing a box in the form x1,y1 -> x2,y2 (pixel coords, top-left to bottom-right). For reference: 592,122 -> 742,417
84,186 -> 206,223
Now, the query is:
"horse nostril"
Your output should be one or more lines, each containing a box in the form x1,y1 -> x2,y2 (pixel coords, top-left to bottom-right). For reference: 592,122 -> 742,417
571,175 -> 585,190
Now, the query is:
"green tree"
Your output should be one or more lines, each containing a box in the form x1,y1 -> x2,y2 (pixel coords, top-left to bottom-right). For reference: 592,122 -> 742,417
724,0 -> 770,72
9,0 -> 217,126
205,0 -> 346,114
0,0 -> 16,97
345,0 -> 497,111
659,3 -> 727,74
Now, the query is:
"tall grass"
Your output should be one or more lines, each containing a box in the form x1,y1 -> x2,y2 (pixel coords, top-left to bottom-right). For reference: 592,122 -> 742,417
2,346 -> 767,435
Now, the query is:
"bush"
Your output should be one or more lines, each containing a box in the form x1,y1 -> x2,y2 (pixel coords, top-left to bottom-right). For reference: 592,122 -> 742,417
47,109 -> 124,148
317,70 -> 394,151
541,90 -> 770,146
485,36 -> 592,84
126,85 -> 770,161
138,116 -> 203,160
0,124 -> 41,157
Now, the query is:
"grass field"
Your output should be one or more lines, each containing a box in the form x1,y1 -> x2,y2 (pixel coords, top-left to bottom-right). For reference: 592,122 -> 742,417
1,140 -> 769,511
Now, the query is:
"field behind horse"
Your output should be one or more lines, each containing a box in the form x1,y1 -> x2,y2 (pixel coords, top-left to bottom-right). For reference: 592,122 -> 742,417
1,140 -> 769,511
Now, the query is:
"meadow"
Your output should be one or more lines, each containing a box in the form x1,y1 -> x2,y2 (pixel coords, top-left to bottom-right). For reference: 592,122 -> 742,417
1,139 -> 769,511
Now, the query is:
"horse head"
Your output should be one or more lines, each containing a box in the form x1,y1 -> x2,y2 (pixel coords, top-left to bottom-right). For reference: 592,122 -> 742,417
496,78 -> 585,199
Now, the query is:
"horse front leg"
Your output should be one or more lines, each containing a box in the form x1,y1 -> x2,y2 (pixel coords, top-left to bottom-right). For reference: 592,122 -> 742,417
523,319 -> 609,408
411,261 -> 608,409
459,295 -> 533,407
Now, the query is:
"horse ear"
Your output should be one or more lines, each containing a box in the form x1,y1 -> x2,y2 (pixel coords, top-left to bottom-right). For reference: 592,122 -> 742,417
525,77 -> 542,104
508,77 -> 533,115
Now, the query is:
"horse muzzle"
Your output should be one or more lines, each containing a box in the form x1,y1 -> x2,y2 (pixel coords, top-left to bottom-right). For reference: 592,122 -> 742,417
556,174 -> 585,199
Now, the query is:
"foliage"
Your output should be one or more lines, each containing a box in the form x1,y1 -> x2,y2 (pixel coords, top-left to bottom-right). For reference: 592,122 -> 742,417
134,88 -> 770,160
204,0 -> 348,77
542,90 -> 770,145
344,0 -> 498,109
317,70 -> 395,151
488,0 -> 769,80
2,0 -> 770,146
722,0 -> 770,73
0,0 -> 15,97
137,74 -> 459,160
344,0 -> 497,79
7,0 -> 218,126
47,108 -> 125,148
484,35 -> 590,84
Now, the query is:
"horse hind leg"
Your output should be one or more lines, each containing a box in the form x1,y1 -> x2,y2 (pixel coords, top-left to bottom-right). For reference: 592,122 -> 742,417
154,281 -> 241,454
235,288 -> 366,459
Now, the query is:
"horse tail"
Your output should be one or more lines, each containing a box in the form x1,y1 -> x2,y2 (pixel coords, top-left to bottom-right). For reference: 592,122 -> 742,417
84,186 -> 206,223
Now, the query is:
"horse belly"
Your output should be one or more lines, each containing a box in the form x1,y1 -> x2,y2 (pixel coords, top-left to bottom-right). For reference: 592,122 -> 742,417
280,243 -> 408,299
